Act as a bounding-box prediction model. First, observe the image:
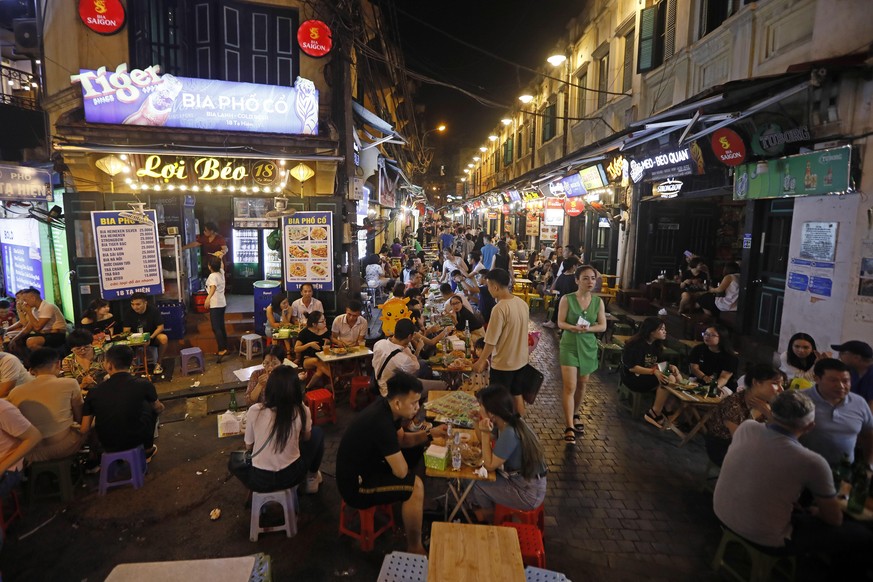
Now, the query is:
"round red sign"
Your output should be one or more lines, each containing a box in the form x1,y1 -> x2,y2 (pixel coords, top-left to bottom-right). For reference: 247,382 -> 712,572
79,0 -> 126,35
564,198 -> 584,217
710,128 -> 746,167
298,20 -> 333,58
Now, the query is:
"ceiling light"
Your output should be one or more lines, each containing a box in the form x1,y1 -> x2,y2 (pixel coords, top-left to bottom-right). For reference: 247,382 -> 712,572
479,146 -> 487,152
488,135 -> 498,141
501,118 -> 512,126
467,163 -> 475,168
547,54 -> 567,67
463,169 -> 469,174
461,178 -> 466,182
473,156 -> 480,161
518,94 -> 534,104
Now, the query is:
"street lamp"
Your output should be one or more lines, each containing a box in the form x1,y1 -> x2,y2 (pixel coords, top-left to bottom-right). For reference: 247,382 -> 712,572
546,54 -> 567,67
473,156 -> 480,161
479,146 -> 487,152
488,135 -> 498,141
501,118 -> 512,126
518,94 -> 534,104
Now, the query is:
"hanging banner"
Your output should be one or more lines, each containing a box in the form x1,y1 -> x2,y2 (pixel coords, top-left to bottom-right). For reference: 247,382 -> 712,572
0,164 -> 53,202
0,219 -> 44,297
91,210 -> 164,299
733,146 -> 852,200
72,64 -> 319,135
540,223 -> 559,241
283,212 -> 334,291
543,197 -> 565,226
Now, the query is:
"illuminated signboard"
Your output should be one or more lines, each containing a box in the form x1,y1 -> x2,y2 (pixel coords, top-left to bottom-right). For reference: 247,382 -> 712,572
297,20 -> 333,58
0,164 -> 53,202
508,189 -> 521,202
128,155 -> 286,192
577,164 -> 608,190
71,64 -> 319,135
629,147 -> 698,183
79,0 -> 126,35
543,197 -> 565,226
560,173 -> 587,198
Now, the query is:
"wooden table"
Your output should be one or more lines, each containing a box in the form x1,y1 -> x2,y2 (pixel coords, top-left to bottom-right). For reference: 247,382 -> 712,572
425,428 -> 495,522
646,280 -> 680,304
430,362 -> 473,390
428,522 -> 525,582
106,340 -> 152,380
106,554 -> 269,581
316,347 -> 373,392
232,359 -> 298,383
663,384 -> 724,446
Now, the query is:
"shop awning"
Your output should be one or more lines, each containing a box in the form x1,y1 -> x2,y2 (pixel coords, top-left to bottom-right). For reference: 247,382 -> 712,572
353,100 -> 407,151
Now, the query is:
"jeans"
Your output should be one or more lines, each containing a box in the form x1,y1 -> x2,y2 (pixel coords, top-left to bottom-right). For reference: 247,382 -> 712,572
210,307 -> 228,351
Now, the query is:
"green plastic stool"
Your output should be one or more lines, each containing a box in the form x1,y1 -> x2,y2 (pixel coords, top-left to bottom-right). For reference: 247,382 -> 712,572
711,526 -> 796,582
27,456 -> 81,503
617,383 -> 654,418
597,340 -> 623,372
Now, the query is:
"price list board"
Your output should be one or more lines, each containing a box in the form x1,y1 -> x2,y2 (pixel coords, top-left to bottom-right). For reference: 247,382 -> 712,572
282,211 -> 334,291
0,218 -> 44,296
91,210 -> 164,299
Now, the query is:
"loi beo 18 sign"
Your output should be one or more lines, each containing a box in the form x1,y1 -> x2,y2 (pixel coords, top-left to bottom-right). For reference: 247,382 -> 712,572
710,128 -> 746,167
0,163 -> 53,201
297,20 -> 333,57
91,210 -> 164,299
71,64 -> 319,135
132,155 -> 281,188
79,0 -> 126,35
0,218 -> 44,297
283,212 -> 333,291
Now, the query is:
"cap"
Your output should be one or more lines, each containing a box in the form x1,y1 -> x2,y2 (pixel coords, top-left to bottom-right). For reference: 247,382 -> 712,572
830,340 -> 873,359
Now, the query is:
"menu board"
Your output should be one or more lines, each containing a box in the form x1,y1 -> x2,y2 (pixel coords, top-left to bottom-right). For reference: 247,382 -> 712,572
91,210 -> 164,299
0,218 -> 44,296
283,211 -> 333,291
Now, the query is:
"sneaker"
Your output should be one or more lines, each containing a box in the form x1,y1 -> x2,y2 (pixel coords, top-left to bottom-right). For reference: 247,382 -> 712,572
144,445 -> 158,463
643,409 -> 665,429
153,364 -> 163,375
542,321 -> 557,328
305,470 -> 323,494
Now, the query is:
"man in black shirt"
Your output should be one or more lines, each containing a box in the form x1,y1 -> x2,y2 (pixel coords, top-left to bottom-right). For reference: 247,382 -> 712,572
81,345 -> 163,459
336,372 -> 447,555
122,292 -> 168,375
544,257 -> 580,328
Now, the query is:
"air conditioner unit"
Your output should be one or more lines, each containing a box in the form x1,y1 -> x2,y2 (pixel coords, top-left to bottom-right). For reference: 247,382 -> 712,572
13,19 -> 39,57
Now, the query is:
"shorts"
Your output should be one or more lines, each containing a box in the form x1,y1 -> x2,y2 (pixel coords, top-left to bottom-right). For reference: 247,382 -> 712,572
39,333 -> 67,348
338,470 -> 416,509
697,293 -> 721,314
489,367 -> 524,396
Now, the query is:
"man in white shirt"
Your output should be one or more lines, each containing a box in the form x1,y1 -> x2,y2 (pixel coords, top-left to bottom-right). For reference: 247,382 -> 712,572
0,352 -> 33,398
0,399 -> 41,496
9,288 -> 67,351
331,300 -> 368,347
290,283 -> 324,325
371,319 -> 444,397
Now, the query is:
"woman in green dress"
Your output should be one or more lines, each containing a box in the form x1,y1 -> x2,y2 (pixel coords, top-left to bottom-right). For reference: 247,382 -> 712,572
557,265 -> 607,443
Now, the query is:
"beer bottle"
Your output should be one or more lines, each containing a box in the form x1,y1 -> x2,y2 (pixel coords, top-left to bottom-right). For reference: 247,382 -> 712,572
229,389 -> 238,412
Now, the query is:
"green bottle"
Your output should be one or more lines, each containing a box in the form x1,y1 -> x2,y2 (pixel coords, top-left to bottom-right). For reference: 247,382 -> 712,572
229,389 -> 238,412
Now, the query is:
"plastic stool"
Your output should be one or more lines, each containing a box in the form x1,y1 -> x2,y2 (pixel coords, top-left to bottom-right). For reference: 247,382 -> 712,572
349,376 -> 375,411
339,501 -> 395,551
597,340 -> 623,372
305,389 -> 336,425
618,383 -> 655,418
98,446 -> 146,495
711,526 -> 796,582
525,566 -> 569,582
239,334 -> 264,361
250,487 -> 298,541
377,551 -> 428,582
0,489 -> 22,532
179,347 -> 205,375
27,456 -> 80,503
493,503 -> 545,538
502,522 -> 546,568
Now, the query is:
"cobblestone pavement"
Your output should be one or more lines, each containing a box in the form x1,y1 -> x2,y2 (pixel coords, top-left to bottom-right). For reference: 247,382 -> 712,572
4,313 -> 831,581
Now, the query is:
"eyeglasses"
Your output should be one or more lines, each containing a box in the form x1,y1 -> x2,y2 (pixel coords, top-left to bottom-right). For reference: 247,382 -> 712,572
702,332 -> 719,338
71,345 -> 93,353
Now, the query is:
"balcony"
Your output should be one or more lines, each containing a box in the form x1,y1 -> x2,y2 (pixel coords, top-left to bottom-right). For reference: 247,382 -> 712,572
0,64 -> 40,111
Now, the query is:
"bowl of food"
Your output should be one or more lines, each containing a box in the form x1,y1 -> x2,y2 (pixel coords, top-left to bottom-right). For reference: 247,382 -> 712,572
332,347 -> 348,355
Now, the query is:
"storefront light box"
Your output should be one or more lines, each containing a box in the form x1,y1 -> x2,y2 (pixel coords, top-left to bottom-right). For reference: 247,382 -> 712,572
72,64 -> 319,135
733,146 -> 852,200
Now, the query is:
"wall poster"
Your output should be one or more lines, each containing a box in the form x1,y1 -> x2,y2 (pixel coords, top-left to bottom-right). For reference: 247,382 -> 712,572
799,221 -> 837,262
0,218 -> 44,297
91,210 -> 164,299
283,211 -> 334,291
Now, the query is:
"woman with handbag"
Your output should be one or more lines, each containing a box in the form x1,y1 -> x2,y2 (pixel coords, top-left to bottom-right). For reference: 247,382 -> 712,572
467,384 -> 547,523
229,365 -> 325,494
557,265 -> 606,443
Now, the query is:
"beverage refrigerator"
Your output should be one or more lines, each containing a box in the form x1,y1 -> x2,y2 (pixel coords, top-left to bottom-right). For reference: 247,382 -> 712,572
231,197 -> 283,294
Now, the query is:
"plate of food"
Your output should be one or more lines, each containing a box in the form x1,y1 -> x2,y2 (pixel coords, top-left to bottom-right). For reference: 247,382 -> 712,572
289,263 -> 307,278
311,245 -> 328,258
310,263 -> 328,277
460,443 -> 483,467
288,245 -> 309,259
332,347 -> 348,355
310,226 -> 327,240
287,227 -> 309,241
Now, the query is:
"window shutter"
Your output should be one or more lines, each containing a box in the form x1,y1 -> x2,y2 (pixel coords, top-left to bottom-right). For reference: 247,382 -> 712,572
637,5 -> 658,73
623,30 -> 635,92
664,0 -> 677,60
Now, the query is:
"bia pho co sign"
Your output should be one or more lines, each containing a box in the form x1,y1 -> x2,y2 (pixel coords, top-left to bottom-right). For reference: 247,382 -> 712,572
71,63 -> 319,135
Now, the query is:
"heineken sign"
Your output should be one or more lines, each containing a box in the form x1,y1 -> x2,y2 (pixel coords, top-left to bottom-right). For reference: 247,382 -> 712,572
733,146 -> 852,200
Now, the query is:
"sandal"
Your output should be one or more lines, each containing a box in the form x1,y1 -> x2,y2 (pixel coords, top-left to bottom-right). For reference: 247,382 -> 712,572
563,428 -> 576,444
572,414 -> 585,433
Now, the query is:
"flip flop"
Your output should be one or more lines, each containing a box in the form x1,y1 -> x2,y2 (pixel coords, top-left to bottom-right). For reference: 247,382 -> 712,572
563,428 -> 576,444
573,414 -> 585,433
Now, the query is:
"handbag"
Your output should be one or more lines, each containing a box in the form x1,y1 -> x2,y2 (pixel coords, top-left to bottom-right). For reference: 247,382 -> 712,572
517,363 -> 545,405
228,429 -> 275,473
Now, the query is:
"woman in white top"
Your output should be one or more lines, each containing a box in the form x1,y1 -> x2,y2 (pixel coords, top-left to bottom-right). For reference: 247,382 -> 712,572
778,332 -> 830,388
229,365 -> 325,494
289,283 -> 324,325
696,262 -> 740,317
204,256 -> 228,360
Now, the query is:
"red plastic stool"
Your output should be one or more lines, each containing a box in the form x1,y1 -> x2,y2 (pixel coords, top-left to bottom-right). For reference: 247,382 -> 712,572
493,502 -> 545,538
349,376 -> 375,411
338,500 -> 395,551
0,489 -> 22,532
502,522 -> 546,568
305,388 -> 336,425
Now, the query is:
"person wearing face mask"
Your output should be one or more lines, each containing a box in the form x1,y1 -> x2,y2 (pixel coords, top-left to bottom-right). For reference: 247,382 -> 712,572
245,345 -> 287,406
704,363 -> 784,466
294,311 -> 331,390
289,283 -> 324,326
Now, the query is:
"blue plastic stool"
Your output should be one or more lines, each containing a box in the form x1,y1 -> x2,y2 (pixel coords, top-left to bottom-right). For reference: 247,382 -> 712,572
180,347 -> 205,375
98,446 -> 146,495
